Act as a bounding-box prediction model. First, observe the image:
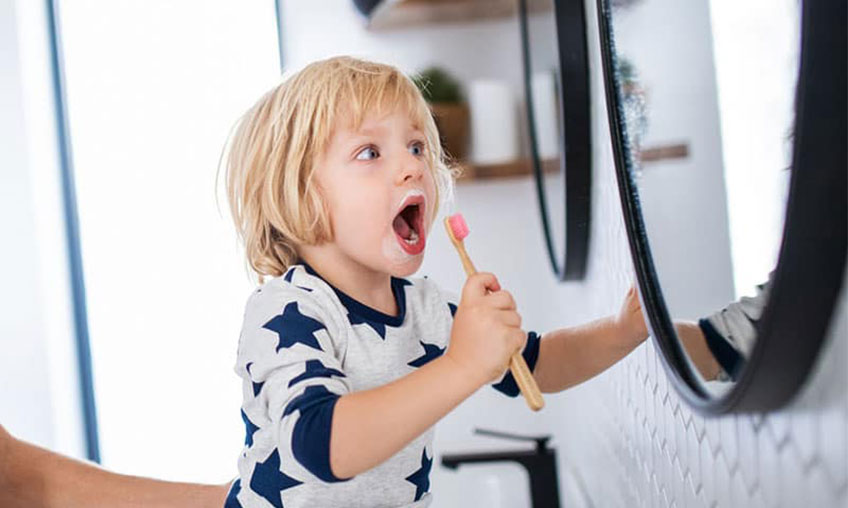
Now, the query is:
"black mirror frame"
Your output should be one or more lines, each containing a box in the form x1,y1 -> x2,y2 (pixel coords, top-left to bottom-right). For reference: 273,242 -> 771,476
596,0 -> 846,414
518,0 -> 592,281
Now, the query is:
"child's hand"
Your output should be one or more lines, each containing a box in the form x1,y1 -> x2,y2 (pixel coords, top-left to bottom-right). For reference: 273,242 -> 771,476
615,283 -> 649,349
446,272 -> 526,387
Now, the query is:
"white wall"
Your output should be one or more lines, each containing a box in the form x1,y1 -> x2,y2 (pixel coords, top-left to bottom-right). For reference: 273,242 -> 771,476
280,1 -> 848,507
279,0 -> 533,162
615,0 -> 735,321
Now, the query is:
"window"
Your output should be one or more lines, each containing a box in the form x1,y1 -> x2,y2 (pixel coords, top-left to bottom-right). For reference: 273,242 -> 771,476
58,0 -> 280,482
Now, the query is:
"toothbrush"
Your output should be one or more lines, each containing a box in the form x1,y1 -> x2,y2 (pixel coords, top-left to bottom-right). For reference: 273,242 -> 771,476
445,213 -> 545,412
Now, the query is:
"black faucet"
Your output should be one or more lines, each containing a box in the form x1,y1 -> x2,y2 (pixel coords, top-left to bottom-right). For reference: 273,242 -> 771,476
441,428 -> 561,508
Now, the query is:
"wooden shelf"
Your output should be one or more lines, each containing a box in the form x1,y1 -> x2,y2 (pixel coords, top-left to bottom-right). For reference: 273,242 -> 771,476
455,157 -> 558,182
366,0 -> 552,31
638,143 -> 689,163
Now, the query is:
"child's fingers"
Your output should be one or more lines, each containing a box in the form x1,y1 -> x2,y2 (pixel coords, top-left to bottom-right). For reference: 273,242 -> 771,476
462,272 -> 501,299
495,309 -> 522,328
487,290 -> 516,310
509,328 -> 527,353
626,285 -> 641,310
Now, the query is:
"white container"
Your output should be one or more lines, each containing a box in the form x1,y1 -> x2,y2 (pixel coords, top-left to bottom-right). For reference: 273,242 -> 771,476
531,71 -> 561,160
468,79 -> 519,165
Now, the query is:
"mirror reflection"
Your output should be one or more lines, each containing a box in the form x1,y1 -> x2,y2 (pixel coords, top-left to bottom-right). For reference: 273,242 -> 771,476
524,0 -> 566,270
607,0 -> 801,394
521,0 -> 592,280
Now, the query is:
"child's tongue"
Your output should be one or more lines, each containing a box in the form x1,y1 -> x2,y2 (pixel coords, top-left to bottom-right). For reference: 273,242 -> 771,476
393,214 -> 412,239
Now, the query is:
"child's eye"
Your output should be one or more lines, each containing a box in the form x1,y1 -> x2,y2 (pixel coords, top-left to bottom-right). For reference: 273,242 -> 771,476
355,146 -> 379,161
409,141 -> 425,157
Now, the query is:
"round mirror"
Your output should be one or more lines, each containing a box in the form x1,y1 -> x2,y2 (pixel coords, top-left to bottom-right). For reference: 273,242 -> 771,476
597,0 -> 846,412
519,0 -> 591,280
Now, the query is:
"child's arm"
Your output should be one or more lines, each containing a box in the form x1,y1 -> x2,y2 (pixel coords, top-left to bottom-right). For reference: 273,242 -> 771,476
531,285 -> 650,393
530,285 -> 733,390
329,272 -> 524,479
329,351 -> 478,478
674,321 -> 723,380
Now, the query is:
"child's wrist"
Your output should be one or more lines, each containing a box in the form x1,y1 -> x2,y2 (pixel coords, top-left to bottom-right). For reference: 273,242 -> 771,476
438,353 -> 486,393
611,315 -> 644,350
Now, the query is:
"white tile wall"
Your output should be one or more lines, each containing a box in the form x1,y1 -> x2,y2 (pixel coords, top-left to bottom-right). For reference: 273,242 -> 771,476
541,1 -> 848,505
558,286 -> 848,508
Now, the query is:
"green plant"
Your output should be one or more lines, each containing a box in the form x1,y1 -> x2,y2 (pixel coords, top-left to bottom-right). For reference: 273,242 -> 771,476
617,57 -> 637,87
411,67 -> 463,104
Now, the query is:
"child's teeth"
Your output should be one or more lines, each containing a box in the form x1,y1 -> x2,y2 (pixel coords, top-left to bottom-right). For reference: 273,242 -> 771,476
404,229 -> 419,244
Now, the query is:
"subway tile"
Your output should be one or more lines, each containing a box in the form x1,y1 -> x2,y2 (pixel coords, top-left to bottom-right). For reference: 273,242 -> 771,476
718,417 -> 739,471
736,416 -> 760,494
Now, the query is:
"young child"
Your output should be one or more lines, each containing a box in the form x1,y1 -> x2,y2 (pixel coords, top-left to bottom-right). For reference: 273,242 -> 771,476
221,56 -> 647,508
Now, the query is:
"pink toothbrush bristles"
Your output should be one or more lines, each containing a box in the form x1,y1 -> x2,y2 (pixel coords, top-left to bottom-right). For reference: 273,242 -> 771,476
447,213 -> 469,241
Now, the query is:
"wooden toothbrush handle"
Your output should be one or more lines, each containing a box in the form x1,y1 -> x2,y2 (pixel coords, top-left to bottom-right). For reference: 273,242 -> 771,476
510,352 -> 545,411
449,236 -> 545,412
453,241 -> 477,276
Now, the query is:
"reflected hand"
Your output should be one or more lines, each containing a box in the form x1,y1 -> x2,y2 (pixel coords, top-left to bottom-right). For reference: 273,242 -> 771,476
615,283 -> 649,349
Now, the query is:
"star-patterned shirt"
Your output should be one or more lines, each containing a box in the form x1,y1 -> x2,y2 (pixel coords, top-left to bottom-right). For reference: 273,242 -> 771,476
225,261 -> 541,508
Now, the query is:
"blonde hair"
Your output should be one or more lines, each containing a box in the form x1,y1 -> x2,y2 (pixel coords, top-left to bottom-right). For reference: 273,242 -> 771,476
220,56 -> 457,284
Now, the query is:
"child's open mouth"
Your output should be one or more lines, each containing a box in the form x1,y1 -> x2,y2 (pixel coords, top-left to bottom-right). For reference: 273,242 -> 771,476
392,193 -> 426,256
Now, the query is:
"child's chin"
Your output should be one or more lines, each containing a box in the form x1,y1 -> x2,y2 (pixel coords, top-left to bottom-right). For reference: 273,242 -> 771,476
381,235 -> 426,276
383,251 -> 425,278
390,256 -> 424,277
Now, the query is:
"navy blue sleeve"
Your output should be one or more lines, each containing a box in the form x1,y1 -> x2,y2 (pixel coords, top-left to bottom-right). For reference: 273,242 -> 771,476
240,291 -> 353,485
698,318 -> 745,381
491,331 -> 542,397
283,385 -> 349,482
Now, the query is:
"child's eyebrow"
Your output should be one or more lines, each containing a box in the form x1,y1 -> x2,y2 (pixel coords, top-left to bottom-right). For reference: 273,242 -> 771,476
345,124 -> 425,143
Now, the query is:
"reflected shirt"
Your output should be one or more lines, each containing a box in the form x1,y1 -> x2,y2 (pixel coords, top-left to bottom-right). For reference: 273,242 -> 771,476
699,272 -> 774,381
224,261 -> 541,508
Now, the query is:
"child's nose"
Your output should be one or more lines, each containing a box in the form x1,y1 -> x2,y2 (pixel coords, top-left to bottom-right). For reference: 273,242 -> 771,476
396,155 -> 425,184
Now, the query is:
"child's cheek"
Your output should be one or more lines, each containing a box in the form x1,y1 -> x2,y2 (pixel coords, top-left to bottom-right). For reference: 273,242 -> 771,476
343,191 -> 386,247
382,234 -> 416,265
